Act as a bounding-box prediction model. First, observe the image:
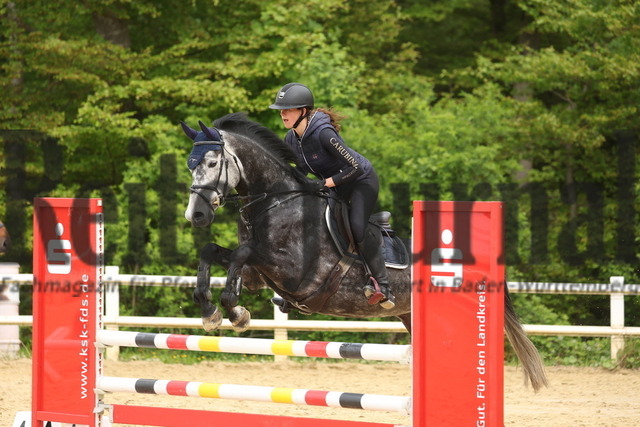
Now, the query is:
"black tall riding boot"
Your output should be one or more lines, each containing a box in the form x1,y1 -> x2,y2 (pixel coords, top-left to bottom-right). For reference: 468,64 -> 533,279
357,228 -> 395,309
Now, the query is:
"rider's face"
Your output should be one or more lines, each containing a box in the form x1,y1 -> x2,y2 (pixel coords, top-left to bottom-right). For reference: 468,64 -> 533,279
280,108 -> 304,130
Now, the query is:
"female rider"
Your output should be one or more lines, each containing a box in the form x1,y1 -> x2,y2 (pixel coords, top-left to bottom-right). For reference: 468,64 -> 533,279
269,82 -> 395,309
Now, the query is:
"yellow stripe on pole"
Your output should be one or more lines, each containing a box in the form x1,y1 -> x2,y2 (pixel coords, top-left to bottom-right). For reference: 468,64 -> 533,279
271,339 -> 296,356
198,337 -> 221,352
198,383 -> 221,398
271,387 -> 294,403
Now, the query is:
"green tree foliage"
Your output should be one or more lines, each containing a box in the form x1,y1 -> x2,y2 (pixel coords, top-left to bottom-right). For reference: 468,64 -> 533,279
1,0 -> 639,352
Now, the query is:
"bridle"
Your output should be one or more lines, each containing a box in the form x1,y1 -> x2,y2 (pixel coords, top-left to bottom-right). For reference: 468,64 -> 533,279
188,140 -> 238,211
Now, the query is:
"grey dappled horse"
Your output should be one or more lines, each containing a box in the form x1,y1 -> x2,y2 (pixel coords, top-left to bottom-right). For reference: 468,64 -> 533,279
182,113 -> 547,391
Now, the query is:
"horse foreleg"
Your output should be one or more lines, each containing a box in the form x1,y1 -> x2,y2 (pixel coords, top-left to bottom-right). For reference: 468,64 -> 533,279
194,243 -> 230,331
220,244 -> 253,333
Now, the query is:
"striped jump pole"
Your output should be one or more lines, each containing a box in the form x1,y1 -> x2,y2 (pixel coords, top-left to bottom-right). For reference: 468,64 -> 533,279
96,376 -> 411,414
96,330 -> 411,363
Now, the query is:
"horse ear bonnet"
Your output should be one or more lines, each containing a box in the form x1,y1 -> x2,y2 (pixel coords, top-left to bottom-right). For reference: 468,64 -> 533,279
183,121 -> 224,170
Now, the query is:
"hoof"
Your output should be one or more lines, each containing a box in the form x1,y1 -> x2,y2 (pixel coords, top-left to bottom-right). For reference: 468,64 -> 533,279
229,306 -> 251,333
202,309 -> 223,331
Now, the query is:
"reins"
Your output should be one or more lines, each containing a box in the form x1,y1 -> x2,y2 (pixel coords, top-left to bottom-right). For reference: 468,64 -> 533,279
231,189 -> 335,236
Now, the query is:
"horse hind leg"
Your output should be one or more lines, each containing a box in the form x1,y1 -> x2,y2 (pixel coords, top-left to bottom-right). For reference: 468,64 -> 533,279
397,313 -> 411,335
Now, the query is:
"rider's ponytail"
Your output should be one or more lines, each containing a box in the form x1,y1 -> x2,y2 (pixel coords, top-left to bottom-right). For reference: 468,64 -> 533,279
313,108 -> 347,133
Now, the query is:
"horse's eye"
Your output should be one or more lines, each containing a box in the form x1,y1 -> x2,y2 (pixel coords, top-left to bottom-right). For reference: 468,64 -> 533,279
208,161 -> 218,168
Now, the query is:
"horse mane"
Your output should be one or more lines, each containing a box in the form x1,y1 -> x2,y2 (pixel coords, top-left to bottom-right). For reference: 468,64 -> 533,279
213,112 -> 299,166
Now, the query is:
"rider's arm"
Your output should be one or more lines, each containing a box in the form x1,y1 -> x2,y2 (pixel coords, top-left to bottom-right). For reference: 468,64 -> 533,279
319,128 -> 364,187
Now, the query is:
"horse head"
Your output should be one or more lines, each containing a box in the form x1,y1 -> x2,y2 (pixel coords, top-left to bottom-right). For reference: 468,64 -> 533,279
182,121 -> 241,227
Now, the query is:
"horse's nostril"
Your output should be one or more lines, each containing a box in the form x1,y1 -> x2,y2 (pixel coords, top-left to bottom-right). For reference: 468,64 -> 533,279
193,211 -> 204,220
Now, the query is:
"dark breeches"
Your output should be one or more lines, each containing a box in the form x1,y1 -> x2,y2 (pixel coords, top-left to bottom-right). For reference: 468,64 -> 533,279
341,172 -> 379,244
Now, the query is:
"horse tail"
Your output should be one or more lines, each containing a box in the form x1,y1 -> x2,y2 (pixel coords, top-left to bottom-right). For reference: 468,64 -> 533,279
504,287 -> 548,392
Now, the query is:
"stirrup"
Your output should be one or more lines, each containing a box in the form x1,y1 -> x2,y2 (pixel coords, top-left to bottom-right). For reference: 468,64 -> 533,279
363,277 -> 387,305
364,278 -> 395,309
364,285 -> 385,305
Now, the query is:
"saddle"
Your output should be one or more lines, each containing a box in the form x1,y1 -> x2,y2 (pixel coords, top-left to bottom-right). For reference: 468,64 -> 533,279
280,193 -> 409,314
324,196 -> 410,269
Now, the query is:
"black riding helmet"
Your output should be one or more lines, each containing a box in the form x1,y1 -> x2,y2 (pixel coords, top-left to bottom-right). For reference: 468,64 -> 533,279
269,83 -> 314,110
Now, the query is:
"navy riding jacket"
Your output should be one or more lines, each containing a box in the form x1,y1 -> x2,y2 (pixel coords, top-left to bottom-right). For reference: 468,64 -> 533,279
284,111 -> 372,186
